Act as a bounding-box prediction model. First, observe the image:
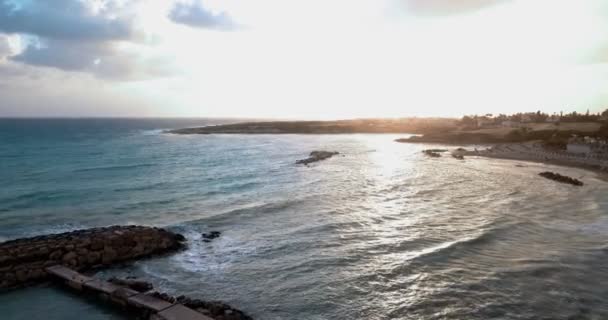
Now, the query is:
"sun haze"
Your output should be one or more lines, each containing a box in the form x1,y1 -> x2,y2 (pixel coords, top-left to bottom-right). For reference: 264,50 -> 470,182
1,0 -> 607,119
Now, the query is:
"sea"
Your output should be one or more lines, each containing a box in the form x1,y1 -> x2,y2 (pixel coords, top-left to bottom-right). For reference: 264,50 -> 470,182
1,118 -> 608,320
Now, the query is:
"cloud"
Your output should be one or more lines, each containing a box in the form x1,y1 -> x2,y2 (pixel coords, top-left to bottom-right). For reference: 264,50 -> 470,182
11,39 -> 175,80
0,0 -> 176,80
0,0 -> 137,41
169,2 -> 238,30
403,0 -> 507,15
0,34 -> 11,59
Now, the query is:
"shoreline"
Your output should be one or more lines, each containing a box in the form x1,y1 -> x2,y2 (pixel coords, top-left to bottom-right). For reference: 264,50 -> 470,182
461,142 -> 608,178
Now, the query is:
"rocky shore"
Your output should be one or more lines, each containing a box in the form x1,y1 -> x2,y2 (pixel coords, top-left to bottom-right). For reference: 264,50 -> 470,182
0,225 -> 185,290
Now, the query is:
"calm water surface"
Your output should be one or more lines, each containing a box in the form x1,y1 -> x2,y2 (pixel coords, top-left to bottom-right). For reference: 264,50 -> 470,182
1,119 -> 608,319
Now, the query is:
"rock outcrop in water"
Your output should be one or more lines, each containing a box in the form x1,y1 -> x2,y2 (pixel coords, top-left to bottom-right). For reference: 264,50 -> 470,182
296,151 -> 339,165
422,150 -> 442,158
539,172 -> 584,186
202,231 -> 221,243
0,225 -> 185,290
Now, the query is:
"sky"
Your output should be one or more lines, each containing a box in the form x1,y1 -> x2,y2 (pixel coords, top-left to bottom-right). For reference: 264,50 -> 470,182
1,0 -> 608,119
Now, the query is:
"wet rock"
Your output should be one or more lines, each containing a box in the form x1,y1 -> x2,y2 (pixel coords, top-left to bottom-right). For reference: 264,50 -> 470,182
202,231 -> 222,240
109,277 -> 153,292
296,151 -> 339,165
539,172 -> 584,186
423,150 -> 441,157
151,291 -> 253,320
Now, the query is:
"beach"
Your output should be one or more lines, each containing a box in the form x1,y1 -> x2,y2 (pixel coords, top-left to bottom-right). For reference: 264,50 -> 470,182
462,142 -> 608,176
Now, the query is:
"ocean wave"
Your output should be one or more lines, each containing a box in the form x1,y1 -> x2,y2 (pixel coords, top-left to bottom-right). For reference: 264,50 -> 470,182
113,181 -> 168,192
177,198 -> 308,226
73,163 -> 156,173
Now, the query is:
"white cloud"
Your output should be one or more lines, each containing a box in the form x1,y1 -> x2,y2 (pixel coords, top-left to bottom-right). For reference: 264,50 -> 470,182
1,0 -> 608,117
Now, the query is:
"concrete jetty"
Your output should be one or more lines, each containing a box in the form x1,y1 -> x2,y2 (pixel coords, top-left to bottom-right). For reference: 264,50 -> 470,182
46,265 -> 213,320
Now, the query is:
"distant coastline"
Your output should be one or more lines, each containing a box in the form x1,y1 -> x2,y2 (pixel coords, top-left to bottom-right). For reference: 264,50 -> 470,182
168,116 -> 608,176
167,118 -> 458,135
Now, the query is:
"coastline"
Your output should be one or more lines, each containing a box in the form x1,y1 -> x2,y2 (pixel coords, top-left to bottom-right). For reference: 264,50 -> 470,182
167,119 -> 457,135
461,142 -> 608,179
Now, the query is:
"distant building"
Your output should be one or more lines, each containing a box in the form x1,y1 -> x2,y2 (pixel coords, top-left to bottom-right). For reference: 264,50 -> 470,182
546,116 -> 560,123
501,120 -> 522,128
521,114 -> 534,123
477,118 -> 494,128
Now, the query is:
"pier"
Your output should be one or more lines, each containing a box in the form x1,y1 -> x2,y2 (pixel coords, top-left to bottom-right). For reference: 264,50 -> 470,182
46,265 -> 212,320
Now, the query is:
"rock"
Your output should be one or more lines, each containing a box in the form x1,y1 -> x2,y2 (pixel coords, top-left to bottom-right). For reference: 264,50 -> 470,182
296,151 -> 339,165
109,277 -> 153,292
30,269 -> 44,280
539,172 -> 584,186
202,231 -> 222,240
90,239 -> 104,251
102,248 -> 118,264
15,270 -> 28,282
49,250 -> 63,260
151,292 -> 253,320
87,252 -> 101,264
62,251 -> 77,263
423,150 -> 442,157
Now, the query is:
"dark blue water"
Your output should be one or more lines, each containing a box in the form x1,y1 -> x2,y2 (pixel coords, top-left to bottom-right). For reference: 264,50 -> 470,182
2,118 -> 608,320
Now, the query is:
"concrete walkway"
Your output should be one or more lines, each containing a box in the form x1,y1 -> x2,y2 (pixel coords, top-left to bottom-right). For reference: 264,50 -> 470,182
46,265 -> 213,320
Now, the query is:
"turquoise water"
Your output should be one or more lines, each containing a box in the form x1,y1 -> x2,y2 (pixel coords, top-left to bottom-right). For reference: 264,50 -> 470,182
2,119 -> 608,319
0,284 -> 132,320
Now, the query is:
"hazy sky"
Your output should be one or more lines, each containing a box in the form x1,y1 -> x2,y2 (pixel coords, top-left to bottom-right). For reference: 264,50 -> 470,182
1,0 -> 608,119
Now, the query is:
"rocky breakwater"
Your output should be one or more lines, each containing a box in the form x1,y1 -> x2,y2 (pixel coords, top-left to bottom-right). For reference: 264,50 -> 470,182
0,225 -> 185,290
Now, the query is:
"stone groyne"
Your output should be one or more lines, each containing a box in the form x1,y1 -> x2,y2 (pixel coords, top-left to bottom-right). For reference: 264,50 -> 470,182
0,225 -> 186,289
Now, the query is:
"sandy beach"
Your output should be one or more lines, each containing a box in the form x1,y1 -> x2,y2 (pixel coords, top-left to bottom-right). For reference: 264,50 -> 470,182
463,142 -> 608,177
